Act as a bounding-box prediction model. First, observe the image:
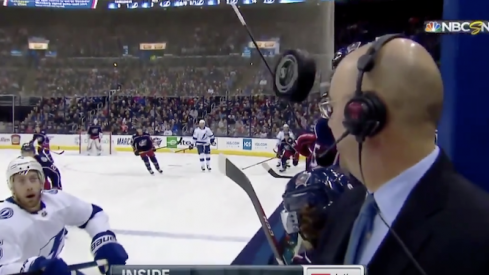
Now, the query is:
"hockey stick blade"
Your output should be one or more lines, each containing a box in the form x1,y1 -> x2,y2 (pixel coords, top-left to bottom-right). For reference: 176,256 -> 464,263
262,163 -> 293,179
218,154 -> 287,265
13,259 -> 108,275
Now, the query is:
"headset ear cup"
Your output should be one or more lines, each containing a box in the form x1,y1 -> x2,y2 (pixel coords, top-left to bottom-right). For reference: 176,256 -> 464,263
361,92 -> 387,137
343,97 -> 368,137
343,93 -> 387,139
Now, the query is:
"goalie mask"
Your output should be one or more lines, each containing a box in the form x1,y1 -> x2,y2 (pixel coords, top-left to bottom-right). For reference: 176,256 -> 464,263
281,166 -> 353,236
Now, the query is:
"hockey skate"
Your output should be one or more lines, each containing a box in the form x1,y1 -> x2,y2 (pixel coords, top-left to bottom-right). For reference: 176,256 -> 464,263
201,166 -> 206,171
207,165 -> 211,171
158,169 -> 163,174
279,164 -> 287,172
149,170 -> 155,175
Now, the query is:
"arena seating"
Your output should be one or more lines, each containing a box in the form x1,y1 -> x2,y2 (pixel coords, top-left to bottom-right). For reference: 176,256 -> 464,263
0,2 -> 440,139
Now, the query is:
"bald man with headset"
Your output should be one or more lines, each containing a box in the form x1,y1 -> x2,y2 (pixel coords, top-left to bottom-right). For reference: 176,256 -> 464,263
312,35 -> 489,274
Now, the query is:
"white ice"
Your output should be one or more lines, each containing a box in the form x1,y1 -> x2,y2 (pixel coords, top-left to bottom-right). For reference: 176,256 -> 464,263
0,150 -> 304,273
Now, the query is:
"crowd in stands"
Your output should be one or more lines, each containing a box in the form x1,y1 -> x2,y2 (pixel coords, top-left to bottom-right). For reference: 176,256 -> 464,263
0,0 -> 442,138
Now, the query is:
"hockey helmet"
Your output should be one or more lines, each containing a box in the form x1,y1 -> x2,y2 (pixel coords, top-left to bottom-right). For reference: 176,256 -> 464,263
281,166 -> 353,234
20,142 -> 35,156
6,156 -> 45,190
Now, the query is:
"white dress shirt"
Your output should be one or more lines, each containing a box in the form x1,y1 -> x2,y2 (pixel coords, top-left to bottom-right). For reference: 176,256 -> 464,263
357,146 -> 440,265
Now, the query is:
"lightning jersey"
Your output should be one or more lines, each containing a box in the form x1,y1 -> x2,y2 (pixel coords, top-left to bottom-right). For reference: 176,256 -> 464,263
276,130 -> 295,146
87,125 -> 102,139
0,190 -> 110,275
132,132 -> 153,152
192,127 -> 215,146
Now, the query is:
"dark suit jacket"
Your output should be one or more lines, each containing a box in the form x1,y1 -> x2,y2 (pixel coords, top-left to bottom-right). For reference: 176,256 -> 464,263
312,151 -> 489,275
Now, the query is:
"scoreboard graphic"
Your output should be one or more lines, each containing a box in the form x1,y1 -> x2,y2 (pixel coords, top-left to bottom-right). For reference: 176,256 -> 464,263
110,265 -> 365,275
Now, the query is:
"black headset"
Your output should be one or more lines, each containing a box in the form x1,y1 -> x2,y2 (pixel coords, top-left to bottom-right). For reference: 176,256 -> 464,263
341,34 -> 429,275
342,34 -> 404,143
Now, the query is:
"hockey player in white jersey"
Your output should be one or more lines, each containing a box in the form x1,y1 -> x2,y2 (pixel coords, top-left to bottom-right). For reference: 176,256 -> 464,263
0,156 -> 128,275
276,124 -> 295,167
87,119 -> 103,156
189,119 -> 215,171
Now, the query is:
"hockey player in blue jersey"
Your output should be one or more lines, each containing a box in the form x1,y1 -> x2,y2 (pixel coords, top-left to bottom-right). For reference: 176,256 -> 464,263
21,142 -> 63,190
31,126 -> 53,162
294,42 -> 365,171
277,133 -> 300,172
280,165 -> 356,264
132,129 -> 163,175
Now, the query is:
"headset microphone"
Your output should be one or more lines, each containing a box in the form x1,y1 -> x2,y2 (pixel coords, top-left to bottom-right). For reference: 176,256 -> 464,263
318,130 -> 350,159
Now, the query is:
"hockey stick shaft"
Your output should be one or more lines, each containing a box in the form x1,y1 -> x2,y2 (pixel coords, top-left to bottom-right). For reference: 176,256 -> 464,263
241,156 -> 275,170
13,259 -> 108,275
241,149 -> 279,170
36,145 -> 64,155
218,154 -> 287,265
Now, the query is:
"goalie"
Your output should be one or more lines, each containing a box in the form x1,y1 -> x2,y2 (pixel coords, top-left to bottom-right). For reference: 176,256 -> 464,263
132,129 -> 162,175
86,119 -> 103,156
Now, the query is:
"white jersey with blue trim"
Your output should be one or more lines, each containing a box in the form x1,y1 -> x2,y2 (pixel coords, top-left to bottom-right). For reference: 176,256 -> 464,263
276,130 -> 295,146
192,127 -> 214,146
0,190 -> 110,275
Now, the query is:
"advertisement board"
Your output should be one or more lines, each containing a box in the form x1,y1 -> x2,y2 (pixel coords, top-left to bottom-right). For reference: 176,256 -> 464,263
0,134 -> 284,158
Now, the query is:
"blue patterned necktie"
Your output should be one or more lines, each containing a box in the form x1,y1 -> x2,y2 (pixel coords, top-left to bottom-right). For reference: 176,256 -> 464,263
344,193 -> 377,264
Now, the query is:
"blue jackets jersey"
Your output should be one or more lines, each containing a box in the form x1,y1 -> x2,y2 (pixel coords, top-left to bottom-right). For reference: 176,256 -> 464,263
132,132 -> 153,151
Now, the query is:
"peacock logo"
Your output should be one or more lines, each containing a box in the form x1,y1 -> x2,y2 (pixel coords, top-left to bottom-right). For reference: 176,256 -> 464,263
425,22 -> 441,33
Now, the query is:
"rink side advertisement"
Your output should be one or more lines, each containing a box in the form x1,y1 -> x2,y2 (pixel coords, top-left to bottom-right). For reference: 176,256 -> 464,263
110,265 -> 365,275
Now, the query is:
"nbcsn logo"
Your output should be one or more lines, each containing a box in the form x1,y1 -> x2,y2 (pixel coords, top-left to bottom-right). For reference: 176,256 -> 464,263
425,20 -> 489,35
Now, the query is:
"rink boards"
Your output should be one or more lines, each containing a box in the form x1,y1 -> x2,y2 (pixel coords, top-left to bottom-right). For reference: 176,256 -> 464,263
0,134 -> 285,158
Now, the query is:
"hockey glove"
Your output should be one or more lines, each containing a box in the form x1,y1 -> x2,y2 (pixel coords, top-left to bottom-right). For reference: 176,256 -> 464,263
29,256 -> 85,275
91,230 -> 128,274
152,147 -> 157,152
188,144 -> 194,150
134,151 -> 139,156
295,133 -> 316,158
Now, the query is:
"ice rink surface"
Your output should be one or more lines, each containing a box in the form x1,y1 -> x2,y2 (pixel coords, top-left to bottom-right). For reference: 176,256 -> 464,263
0,150 -> 304,273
